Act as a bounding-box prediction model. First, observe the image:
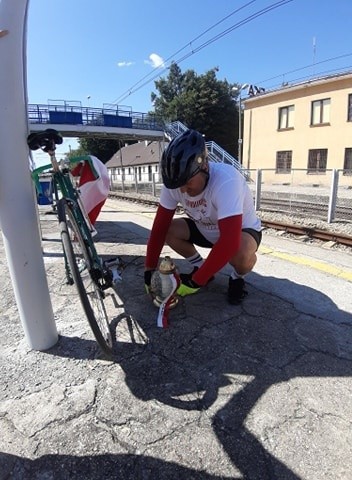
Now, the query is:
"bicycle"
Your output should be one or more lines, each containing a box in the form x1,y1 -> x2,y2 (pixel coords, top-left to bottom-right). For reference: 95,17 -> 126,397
28,128 -> 123,356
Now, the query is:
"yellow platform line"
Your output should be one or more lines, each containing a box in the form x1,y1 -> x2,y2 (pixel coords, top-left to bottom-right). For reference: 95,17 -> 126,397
259,246 -> 352,282
105,200 -> 352,282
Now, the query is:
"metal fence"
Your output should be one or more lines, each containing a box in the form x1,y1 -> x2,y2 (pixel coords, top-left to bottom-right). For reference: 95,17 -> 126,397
109,168 -> 352,224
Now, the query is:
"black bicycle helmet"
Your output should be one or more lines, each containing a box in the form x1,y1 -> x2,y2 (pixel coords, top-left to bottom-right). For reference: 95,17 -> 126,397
161,129 -> 207,189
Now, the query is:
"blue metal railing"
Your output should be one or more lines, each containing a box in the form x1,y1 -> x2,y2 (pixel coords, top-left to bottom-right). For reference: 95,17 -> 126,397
28,105 -> 250,179
164,121 -> 251,180
164,120 -> 188,139
28,103 -> 164,132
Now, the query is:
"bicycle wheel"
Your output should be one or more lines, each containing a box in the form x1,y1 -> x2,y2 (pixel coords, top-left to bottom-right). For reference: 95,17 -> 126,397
57,198 -> 113,355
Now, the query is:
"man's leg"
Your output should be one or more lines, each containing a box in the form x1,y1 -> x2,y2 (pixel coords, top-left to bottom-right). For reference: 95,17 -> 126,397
165,218 -> 198,257
165,218 -> 209,273
227,231 -> 260,305
228,231 -> 259,275
165,219 -> 220,285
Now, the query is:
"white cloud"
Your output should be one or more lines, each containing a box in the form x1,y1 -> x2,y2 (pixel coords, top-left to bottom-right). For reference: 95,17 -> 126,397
144,53 -> 165,68
117,61 -> 135,67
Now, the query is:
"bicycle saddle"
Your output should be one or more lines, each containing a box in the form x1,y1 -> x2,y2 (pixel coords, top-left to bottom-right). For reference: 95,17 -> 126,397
27,129 -> 63,152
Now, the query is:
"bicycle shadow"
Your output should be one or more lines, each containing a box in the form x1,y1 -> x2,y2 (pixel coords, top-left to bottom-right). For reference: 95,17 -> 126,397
108,267 -> 352,479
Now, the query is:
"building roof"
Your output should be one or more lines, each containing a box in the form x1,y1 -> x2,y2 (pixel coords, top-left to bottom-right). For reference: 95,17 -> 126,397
105,140 -> 168,168
244,70 -> 352,104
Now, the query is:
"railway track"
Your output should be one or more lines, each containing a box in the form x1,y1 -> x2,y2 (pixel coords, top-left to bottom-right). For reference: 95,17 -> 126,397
261,220 -> 352,247
259,197 -> 352,221
108,191 -> 352,248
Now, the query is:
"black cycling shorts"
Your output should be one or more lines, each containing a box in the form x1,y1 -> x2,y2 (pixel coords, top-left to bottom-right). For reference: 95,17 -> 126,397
183,218 -> 262,250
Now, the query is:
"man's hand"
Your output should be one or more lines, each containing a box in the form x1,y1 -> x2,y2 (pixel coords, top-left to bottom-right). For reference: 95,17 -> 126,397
144,269 -> 156,295
177,272 -> 201,297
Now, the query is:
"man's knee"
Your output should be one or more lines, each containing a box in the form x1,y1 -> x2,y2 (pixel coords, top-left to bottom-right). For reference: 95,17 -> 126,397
229,232 -> 259,273
165,218 -> 190,243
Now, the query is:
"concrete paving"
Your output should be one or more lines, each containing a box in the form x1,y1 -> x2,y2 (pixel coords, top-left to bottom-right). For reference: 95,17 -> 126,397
1,197 -> 352,480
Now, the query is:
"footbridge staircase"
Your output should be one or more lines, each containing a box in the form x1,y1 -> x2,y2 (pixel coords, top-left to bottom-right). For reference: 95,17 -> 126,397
164,121 -> 250,180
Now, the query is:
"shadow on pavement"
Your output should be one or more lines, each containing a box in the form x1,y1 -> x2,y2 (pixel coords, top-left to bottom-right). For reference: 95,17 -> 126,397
112,270 -> 351,480
94,220 -> 150,245
39,260 -> 352,479
0,451 -> 238,480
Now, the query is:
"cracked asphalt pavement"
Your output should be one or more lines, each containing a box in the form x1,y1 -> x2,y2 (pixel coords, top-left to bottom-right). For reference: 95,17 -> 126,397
1,197 -> 351,479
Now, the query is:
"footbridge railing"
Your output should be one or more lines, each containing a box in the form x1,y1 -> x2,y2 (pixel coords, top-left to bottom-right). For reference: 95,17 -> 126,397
165,121 -> 251,180
28,103 -> 164,132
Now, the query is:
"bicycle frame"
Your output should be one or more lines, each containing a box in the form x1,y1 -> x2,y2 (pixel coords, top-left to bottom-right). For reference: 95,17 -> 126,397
32,155 -> 108,288
28,130 -> 123,355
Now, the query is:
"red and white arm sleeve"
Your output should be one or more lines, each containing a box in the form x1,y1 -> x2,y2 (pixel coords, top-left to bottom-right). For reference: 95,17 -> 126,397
145,205 -> 176,270
192,214 -> 242,286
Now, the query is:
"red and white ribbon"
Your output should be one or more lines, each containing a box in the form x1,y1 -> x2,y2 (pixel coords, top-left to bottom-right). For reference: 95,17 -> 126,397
156,272 -> 180,328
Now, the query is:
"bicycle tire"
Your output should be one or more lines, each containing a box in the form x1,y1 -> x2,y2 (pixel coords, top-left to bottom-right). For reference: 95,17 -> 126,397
57,198 -> 113,355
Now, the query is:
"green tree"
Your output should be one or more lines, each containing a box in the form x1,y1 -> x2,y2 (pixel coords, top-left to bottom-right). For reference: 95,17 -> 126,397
77,137 -> 122,163
151,63 -> 240,157
65,144 -> 87,160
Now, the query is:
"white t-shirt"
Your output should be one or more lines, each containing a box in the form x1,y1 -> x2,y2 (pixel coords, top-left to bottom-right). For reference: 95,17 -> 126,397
159,162 -> 261,244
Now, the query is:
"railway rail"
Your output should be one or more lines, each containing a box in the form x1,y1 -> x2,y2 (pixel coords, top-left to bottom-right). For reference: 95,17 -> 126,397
258,197 -> 352,221
261,220 -> 352,247
108,191 -> 352,248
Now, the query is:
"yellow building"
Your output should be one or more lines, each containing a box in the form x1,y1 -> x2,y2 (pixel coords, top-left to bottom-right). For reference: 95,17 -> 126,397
242,72 -> 352,188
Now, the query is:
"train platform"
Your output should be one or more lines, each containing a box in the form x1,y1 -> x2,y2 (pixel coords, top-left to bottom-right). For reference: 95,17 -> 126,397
1,197 -> 351,479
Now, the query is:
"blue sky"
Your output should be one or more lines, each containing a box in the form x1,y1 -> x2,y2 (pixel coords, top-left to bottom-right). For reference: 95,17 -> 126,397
26,0 -> 352,163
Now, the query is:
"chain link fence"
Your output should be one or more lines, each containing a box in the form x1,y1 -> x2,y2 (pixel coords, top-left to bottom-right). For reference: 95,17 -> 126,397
109,168 -> 352,224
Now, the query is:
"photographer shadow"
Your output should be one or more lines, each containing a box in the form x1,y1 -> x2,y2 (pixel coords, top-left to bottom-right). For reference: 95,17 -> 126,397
111,266 -> 352,479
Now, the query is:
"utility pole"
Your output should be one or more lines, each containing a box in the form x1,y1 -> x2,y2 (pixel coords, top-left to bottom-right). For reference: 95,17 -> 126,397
232,83 -> 249,164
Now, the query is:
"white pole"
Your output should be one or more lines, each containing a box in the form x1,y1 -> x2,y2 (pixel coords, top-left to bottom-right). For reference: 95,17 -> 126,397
327,169 -> 339,224
238,94 -> 242,164
0,0 -> 58,350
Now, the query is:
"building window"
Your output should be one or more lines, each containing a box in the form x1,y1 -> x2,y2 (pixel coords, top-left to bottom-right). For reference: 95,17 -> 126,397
278,105 -> 294,129
307,149 -> 328,173
343,148 -> 352,175
276,151 -> 292,173
348,95 -> 352,121
311,98 -> 330,125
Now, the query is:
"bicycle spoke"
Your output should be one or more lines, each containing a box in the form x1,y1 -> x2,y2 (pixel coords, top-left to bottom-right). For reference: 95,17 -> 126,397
58,199 -> 113,355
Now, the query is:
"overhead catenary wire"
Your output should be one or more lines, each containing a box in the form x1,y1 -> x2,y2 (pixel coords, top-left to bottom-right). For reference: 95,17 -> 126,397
110,0 -> 293,106
111,0 -> 351,107
252,64 -> 352,95
110,0 -> 258,106
255,52 -> 352,86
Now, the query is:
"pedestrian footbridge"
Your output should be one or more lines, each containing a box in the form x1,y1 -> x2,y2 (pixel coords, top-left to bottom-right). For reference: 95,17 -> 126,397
28,102 -> 248,178
28,102 -> 165,142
